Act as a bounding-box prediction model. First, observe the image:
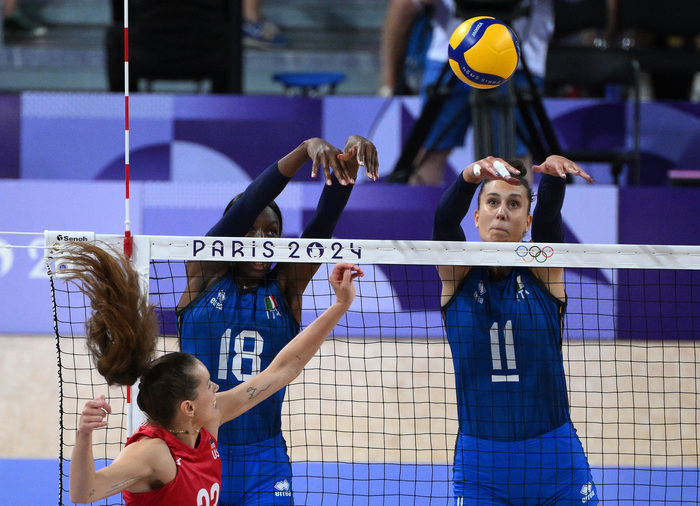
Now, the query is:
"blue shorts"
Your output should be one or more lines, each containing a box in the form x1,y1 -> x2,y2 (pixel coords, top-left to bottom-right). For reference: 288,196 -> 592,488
453,422 -> 600,505
218,433 -> 294,506
421,60 -> 543,156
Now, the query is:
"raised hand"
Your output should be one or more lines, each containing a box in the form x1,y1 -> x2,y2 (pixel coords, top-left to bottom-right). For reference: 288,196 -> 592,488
462,156 -> 522,185
77,394 -> 111,435
337,135 -> 379,182
532,155 -> 595,183
306,138 -> 345,185
328,262 -> 364,308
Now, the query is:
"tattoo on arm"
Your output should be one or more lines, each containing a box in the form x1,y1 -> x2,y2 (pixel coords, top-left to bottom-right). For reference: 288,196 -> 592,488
107,477 -> 138,494
246,384 -> 271,400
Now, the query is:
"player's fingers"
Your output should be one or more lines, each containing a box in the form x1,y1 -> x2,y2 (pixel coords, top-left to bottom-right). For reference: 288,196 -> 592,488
322,162 -> 334,185
333,157 -> 352,185
554,161 -> 570,178
345,143 -> 363,168
332,263 -> 355,288
83,413 -> 107,424
350,265 -> 365,279
573,165 -> 595,183
478,160 -> 521,185
342,266 -> 353,283
363,146 -> 379,181
93,398 -> 111,414
86,420 -> 109,431
343,144 -> 358,159
314,152 -> 335,185
492,160 -> 514,179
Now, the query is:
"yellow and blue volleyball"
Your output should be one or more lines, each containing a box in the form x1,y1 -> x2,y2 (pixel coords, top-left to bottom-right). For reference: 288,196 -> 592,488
448,16 -> 520,89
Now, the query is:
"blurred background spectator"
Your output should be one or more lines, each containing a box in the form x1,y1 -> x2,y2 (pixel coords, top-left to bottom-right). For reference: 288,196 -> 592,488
3,0 -> 47,40
243,0 -> 288,47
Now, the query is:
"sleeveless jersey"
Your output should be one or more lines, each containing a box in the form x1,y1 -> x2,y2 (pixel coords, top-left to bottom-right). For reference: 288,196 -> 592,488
122,424 -> 221,506
178,274 -> 299,446
442,267 -> 570,441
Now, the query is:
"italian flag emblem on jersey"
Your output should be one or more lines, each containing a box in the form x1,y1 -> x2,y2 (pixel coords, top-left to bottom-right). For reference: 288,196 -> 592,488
265,295 -> 281,319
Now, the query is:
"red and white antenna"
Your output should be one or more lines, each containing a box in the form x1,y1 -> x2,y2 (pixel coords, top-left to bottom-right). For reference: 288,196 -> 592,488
123,0 -> 132,260
122,0 -> 135,435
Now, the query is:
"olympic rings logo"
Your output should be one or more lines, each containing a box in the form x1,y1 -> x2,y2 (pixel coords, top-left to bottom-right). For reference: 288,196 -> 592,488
515,245 -> 554,263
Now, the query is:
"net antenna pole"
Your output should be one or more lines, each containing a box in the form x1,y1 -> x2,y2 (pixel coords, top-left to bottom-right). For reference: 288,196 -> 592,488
123,0 -> 134,437
123,0 -> 131,260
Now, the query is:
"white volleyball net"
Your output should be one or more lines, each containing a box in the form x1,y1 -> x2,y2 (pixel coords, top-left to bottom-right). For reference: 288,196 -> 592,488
49,233 -> 700,505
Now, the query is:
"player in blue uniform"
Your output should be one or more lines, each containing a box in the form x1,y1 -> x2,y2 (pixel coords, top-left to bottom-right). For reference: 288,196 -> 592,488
177,136 -> 378,506
433,155 -> 601,505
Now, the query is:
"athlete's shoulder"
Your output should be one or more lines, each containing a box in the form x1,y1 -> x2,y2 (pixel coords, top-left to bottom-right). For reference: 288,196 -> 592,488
122,430 -> 172,472
178,275 -> 237,316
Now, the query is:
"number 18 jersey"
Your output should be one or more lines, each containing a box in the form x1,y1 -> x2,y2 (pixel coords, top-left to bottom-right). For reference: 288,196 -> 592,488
178,274 -> 299,446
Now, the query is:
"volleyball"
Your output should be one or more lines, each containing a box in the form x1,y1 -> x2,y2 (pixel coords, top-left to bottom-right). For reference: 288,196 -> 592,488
448,16 -> 520,89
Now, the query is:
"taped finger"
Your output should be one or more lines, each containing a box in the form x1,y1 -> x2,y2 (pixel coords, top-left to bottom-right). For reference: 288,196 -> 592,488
493,161 -> 510,179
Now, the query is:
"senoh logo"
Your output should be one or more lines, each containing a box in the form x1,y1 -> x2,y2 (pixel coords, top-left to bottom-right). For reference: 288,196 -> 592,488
56,234 -> 89,242
515,245 -> 554,263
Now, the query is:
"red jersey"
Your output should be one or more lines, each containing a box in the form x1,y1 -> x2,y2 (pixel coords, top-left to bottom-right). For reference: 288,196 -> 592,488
122,424 -> 222,506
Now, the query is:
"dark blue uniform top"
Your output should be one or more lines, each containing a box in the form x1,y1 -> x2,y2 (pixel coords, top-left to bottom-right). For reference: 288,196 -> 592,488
178,273 -> 299,446
442,266 -> 570,441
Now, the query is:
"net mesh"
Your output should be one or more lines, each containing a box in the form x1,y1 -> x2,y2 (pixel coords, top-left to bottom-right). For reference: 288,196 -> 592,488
51,235 -> 700,505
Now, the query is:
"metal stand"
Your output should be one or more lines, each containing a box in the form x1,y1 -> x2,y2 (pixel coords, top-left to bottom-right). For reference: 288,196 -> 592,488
388,55 -> 561,182
470,80 -> 517,160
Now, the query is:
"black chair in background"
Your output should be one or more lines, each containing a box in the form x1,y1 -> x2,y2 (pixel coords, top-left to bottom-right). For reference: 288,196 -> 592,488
545,0 -> 618,99
106,0 -> 242,93
550,0 -> 609,47
544,46 -> 642,185
617,0 -> 700,101
518,0 -> 640,185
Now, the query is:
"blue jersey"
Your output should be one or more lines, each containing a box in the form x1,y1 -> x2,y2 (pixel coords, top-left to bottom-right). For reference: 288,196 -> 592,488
442,267 -> 570,441
178,273 -> 299,446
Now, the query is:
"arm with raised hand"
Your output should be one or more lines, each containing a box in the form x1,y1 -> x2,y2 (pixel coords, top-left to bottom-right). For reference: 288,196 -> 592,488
531,155 -> 594,243
432,156 -> 521,241
69,396 -> 164,504
180,138 -> 360,310
530,155 -> 594,299
432,167 -> 478,243
280,136 -> 377,320
433,156 -> 521,302
301,135 -> 378,240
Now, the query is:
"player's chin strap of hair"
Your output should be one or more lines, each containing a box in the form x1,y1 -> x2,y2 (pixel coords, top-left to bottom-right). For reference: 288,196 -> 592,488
432,173 -> 479,242
302,171 -> 355,239
207,162 -> 290,238
531,174 -> 566,243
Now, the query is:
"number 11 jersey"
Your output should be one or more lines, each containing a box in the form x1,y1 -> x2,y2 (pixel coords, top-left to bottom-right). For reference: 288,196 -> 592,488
442,266 -> 571,441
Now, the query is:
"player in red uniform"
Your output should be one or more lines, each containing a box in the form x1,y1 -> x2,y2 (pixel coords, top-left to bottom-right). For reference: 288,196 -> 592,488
65,242 -> 362,505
